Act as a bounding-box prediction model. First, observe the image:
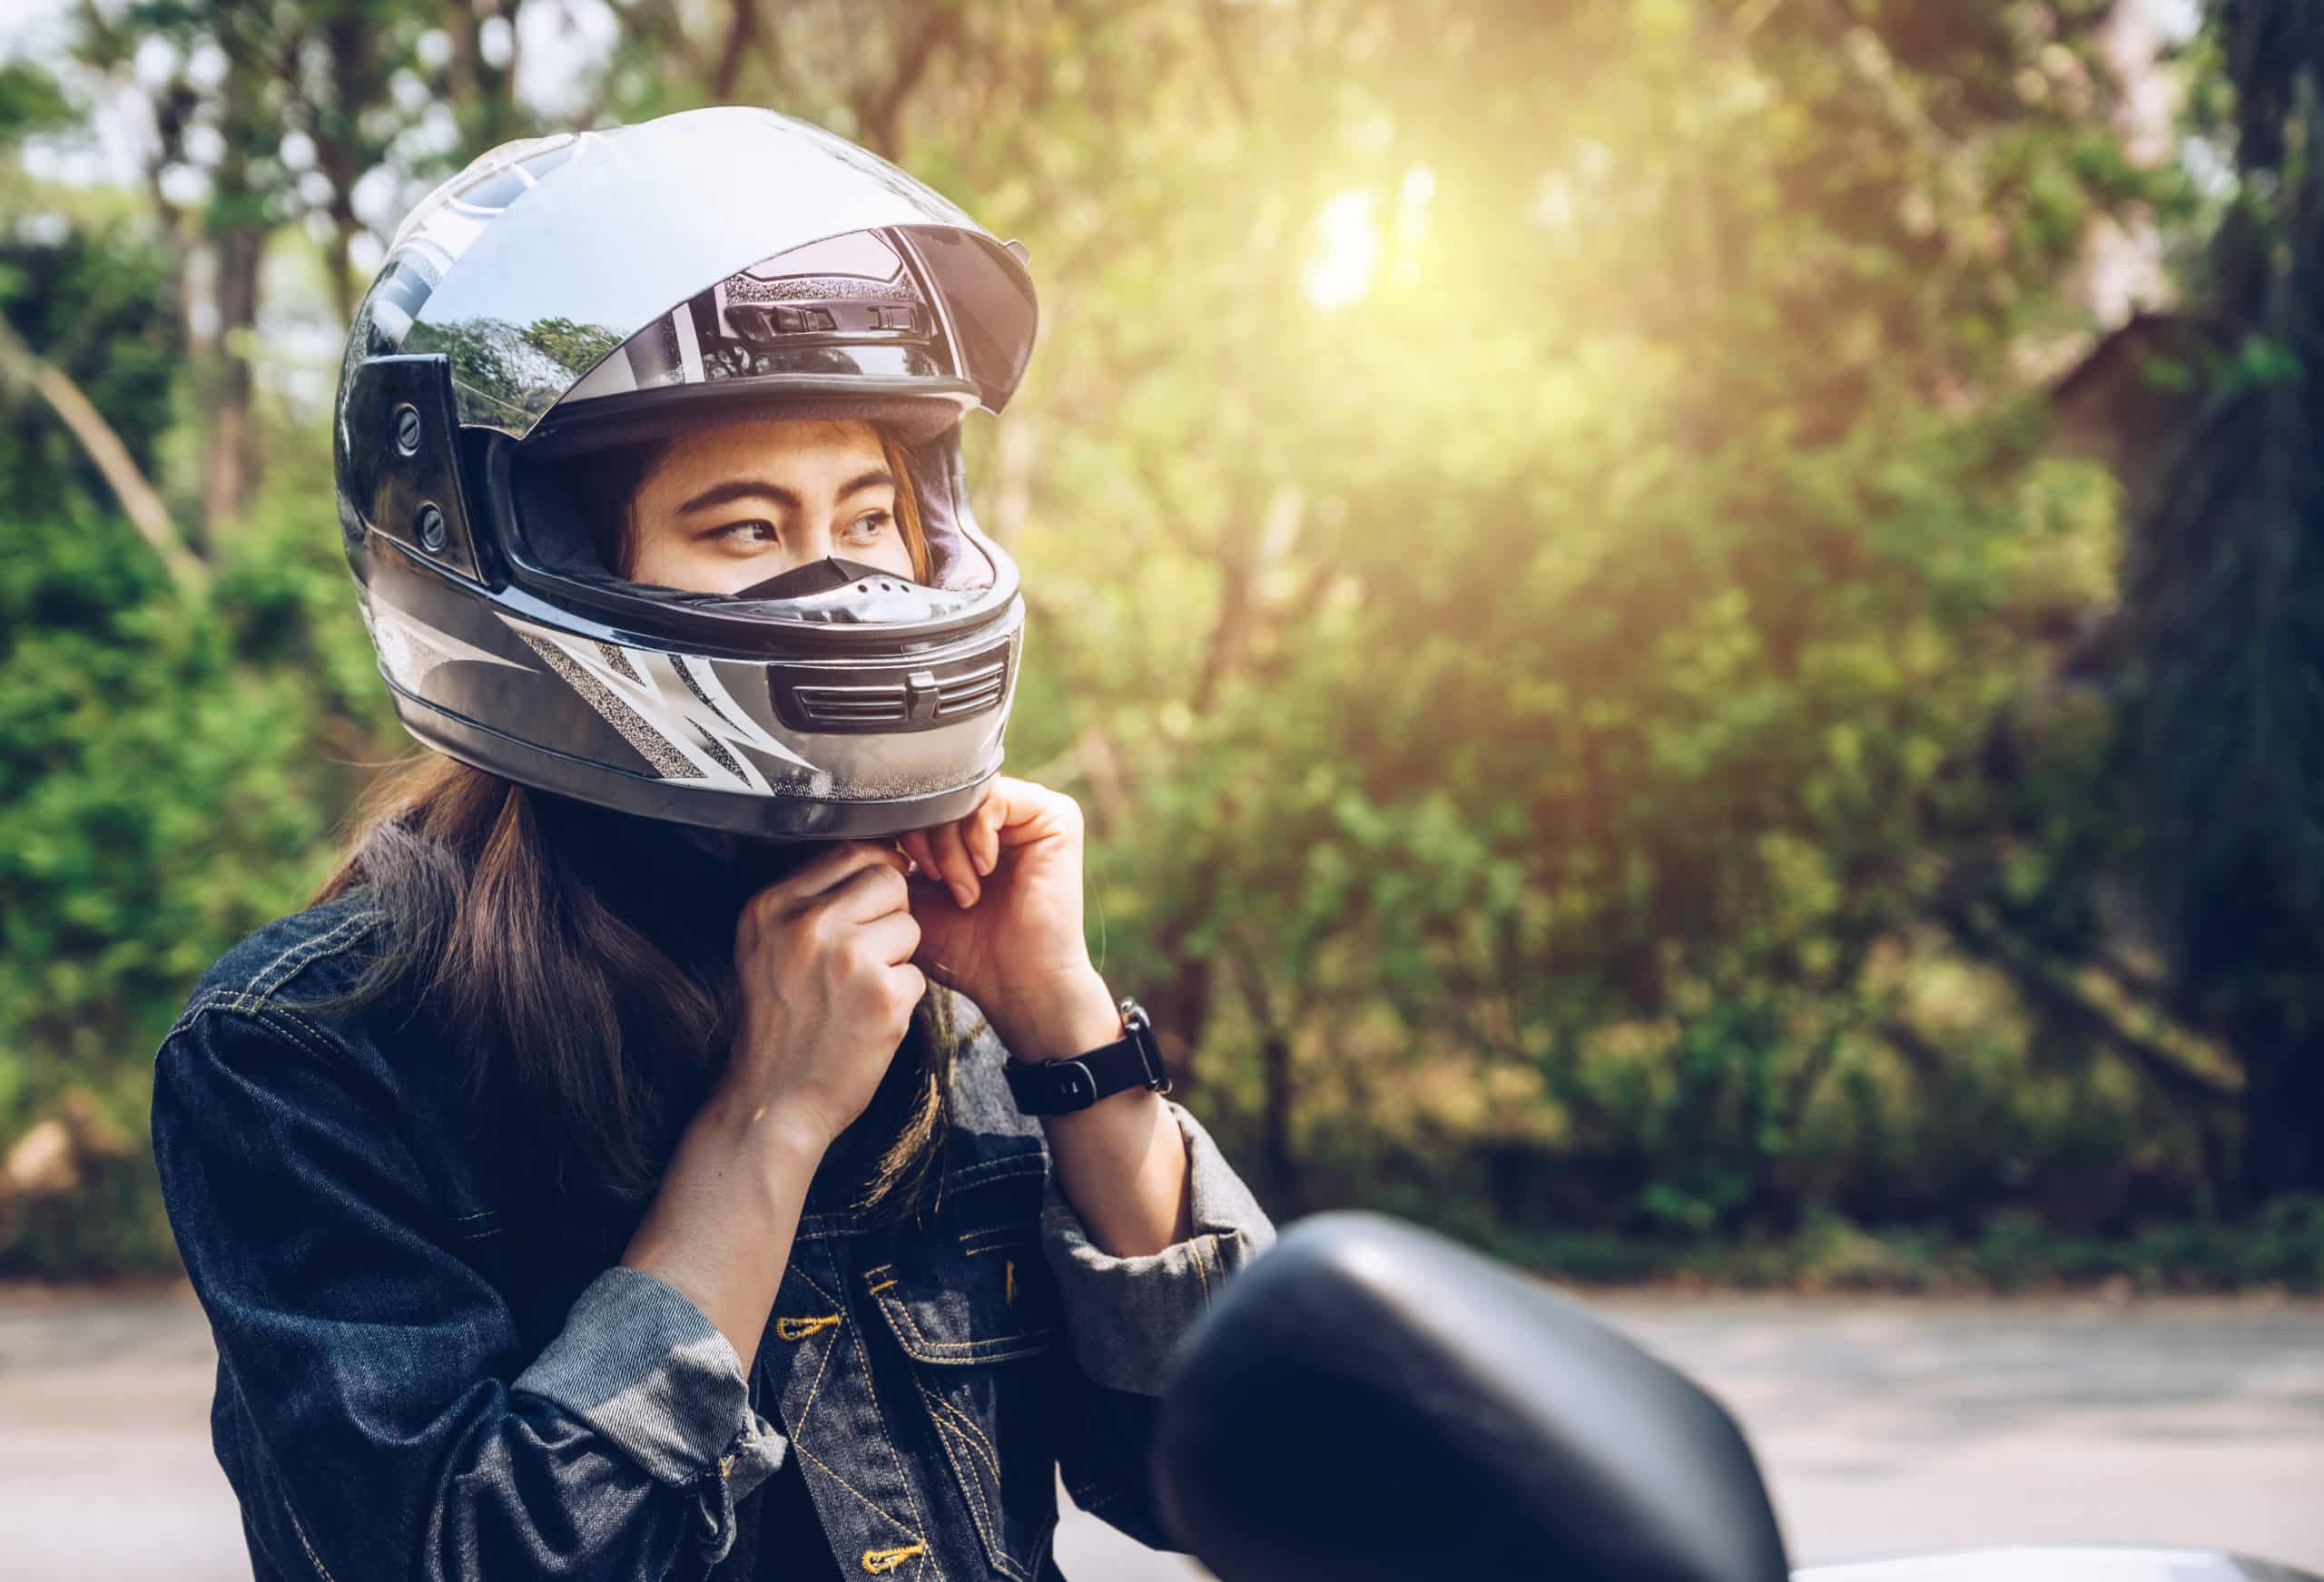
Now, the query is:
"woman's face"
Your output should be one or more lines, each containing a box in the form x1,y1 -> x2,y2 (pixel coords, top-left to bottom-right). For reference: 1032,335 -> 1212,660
624,417 -> 916,593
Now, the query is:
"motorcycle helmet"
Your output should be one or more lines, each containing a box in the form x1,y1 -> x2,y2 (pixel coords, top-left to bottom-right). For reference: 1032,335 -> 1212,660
332,106 -> 1038,839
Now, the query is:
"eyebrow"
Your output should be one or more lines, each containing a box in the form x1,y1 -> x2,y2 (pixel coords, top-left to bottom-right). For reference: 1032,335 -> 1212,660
675,468 -> 894,516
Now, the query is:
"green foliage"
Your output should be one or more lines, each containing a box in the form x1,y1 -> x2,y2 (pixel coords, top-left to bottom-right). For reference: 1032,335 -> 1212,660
1477,1198 -> 2324,1293
2108,1 -> 2324,1200
0,224 -> 394,1273
0,60 -> 73,142
0,0 -> 2294,1275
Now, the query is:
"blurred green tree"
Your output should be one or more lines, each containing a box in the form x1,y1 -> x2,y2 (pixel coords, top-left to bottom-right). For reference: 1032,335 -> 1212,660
3,0 -> 2304,1274
2108,0 -> 2324,1200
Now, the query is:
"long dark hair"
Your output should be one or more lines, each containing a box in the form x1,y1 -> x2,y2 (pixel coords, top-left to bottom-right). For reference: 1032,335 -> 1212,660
313,754 -> 955,1223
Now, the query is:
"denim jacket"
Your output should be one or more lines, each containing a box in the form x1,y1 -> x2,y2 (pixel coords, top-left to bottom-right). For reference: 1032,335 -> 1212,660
150,893 -> 1275,1580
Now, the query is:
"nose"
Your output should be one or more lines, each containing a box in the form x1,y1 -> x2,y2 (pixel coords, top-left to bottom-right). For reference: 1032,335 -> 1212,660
792,516 -> 833,566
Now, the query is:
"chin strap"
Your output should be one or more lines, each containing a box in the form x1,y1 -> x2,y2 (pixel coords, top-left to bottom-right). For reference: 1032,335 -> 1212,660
665,820 -> 836,891
670,823 -> 744,863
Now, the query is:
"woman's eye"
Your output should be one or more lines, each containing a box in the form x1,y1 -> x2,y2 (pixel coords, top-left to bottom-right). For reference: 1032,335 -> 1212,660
710,520 -> 779,547
842,510 -> 893,543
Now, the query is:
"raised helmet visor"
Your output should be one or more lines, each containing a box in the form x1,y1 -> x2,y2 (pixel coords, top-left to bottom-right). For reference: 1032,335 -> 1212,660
350,105 -> 1036,438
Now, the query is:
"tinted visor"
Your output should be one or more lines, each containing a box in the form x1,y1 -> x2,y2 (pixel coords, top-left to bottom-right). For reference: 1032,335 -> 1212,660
557,230 -> 969,412
385,109 -> 1035,434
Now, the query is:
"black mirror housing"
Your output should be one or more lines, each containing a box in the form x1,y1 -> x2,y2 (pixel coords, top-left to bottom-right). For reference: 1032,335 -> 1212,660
1153,1211 -> 1790,1582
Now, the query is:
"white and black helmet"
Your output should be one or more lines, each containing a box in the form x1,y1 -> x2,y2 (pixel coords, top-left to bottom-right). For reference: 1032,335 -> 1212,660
333,106 -> 1038,839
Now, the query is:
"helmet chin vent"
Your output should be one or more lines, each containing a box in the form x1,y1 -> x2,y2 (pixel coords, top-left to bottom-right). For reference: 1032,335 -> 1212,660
791,682 -> 910,728
933,658 -> 1008,717
774,647 -> 1010,733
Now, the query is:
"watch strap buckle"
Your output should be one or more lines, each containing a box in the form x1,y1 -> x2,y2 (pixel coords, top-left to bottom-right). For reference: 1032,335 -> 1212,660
1003,997 -> 1173,1115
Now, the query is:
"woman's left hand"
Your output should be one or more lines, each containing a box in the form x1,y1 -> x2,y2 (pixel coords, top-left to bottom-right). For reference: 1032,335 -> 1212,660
897,775 -> 1117,1058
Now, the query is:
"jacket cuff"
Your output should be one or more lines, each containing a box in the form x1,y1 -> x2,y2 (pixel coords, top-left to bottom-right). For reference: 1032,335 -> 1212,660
511,1263 -> 787,1564
1039,1099 -> 1277,1397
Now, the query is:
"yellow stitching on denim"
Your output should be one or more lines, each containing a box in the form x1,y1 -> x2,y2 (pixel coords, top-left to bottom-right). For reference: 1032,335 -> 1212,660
935,1394 -> 1003,1487
922,1393 -> 1036,1582
1190,1235 -> 1213,1306
919,1385 -> 1001,1485
876,1290 -> 1050,1359
793,1443 -> 920,1538
837,1279 -> 937,1578
946,1152 -> 1046,1187
861,1263 -> 893,1281
794,1302 -> 840,1433
1006,1259 -> 1016,1305
963,1241 -> 1031,1256
867,1277 -> 897,1294
925,1398 -> 997,1549
861,1542 -> 927,1573
775,1313 -> 842,1341
928,1398 -> 1029,1581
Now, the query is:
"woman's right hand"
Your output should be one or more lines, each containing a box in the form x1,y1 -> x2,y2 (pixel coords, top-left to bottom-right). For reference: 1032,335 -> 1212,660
716,840 -> 924,1152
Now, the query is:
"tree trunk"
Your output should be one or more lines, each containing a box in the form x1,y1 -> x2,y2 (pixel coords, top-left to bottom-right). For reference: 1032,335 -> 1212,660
715,0 -> 763,99
0,310 -> 208,594
2237,1021 -> 2324,1203
1259,1022 -> 1298,1210
1146,954 -> 1213,1098
324,213 -> 359,329
199,225 -> 264,532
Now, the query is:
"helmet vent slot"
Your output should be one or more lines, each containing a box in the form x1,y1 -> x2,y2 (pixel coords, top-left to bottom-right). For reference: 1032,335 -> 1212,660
771,646 -> 1011,734
934,660 -> 1007,717
791,683 -> 910,727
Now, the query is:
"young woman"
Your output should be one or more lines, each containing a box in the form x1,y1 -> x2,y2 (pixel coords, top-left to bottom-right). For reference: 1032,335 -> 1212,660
150,110 -> 1273,1582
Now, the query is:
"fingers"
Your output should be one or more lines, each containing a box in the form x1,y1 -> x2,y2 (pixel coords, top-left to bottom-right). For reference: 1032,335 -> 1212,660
819,856 -> 913,923
897,829 -> 937,886
859,908 -> 922,968
983,774 -> 1077,849
775,840 -> 909,906
900,781 -> 1011,907
966,787 -> 1003,878
928,818 -> 979,909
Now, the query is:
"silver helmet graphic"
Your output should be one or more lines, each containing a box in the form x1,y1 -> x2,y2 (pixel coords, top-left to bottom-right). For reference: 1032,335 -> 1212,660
333,107 -> 1039,839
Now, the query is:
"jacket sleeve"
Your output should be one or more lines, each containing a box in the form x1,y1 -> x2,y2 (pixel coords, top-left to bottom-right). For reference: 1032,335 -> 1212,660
1038,1097 -> 1275,1550
151,1000 -> 786,1581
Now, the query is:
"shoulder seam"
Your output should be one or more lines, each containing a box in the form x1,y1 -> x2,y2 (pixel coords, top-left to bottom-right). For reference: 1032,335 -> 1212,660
247,908 -> 386,998
162,997 -> 368,1072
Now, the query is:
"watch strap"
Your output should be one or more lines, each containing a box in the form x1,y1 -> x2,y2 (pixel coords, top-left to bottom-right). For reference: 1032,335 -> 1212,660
1003,998 -> 1172,1115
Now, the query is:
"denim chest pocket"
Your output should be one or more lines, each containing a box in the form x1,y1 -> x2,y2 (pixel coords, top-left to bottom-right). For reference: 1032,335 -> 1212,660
862,1154 -> 1062,1581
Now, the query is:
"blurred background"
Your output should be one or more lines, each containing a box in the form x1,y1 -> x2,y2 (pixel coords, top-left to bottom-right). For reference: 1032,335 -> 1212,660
2,0 -> 2322,1575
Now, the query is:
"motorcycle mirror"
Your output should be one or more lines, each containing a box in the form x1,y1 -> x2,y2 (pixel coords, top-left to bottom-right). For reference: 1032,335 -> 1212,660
1152,1212 -> 1790,1582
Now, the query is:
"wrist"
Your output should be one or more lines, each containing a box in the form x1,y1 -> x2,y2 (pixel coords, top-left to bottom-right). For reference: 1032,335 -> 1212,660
694,1085 -> 837,1177
986,968 -> 1122,1064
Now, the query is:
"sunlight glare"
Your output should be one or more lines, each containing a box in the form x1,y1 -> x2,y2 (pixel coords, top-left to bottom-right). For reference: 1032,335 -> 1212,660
1305,188 -> 1381,310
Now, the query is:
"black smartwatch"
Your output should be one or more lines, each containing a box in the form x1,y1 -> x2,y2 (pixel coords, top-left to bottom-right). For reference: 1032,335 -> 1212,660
1003,997 -> 1173,1115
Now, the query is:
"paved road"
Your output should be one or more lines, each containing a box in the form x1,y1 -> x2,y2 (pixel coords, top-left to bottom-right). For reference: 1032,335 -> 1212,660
1,1282 -> 2317,1579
